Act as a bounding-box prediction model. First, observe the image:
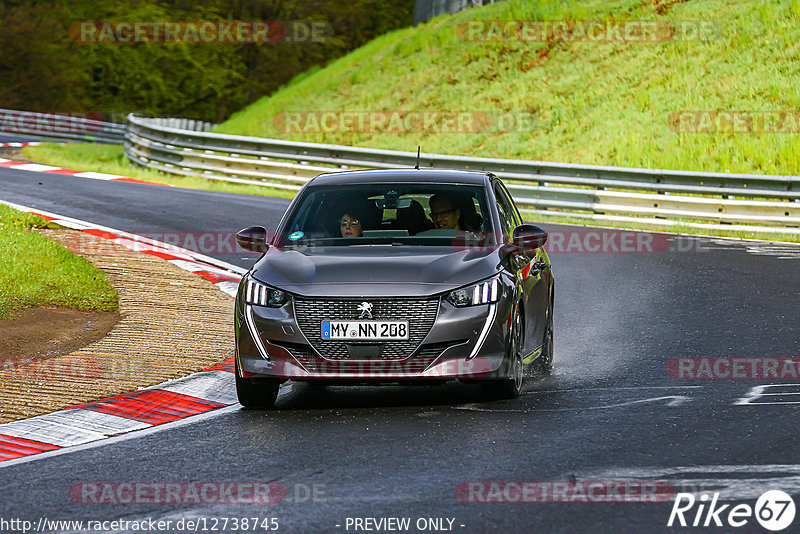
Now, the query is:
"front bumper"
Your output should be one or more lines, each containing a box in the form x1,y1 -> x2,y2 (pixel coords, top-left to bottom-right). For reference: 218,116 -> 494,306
234,294 -> 511,382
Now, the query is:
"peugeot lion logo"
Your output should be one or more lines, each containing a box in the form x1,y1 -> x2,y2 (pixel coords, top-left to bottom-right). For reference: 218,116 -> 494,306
357,301 -> 373,319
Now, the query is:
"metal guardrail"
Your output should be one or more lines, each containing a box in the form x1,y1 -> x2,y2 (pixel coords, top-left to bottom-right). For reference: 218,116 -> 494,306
125,114 -> 800,233
128,117 -> 217,133
0,109 -> 127,144
0,110 -> 216,146
1,107 -> 798,233
7,108 -> 795,232
413,0 -> 501,26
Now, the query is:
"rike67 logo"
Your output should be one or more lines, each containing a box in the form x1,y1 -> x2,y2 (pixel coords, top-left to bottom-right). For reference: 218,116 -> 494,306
668,490 -> 796,531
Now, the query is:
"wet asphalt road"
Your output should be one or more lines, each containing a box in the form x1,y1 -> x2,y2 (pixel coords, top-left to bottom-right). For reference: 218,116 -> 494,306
1,165 -> 800,533
0,134 -> 43,143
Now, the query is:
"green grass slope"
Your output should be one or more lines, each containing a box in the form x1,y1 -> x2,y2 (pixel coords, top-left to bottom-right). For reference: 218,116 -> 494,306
216,0 -> 800,176
0,205 -> 119,319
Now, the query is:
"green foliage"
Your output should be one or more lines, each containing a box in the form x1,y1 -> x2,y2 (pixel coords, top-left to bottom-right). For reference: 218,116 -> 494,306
0,204 -> 119,319
0,0 -> 414,121
216,0 -> 800,177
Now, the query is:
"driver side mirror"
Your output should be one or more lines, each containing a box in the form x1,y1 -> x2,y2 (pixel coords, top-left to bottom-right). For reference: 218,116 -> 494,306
235,226 -> 269,252
503,224 -> 548,253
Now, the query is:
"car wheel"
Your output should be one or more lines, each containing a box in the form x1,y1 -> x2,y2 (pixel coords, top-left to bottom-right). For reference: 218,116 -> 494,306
537,297 -> 554,376
482,308 -> 524,400
235,366 -> 280,409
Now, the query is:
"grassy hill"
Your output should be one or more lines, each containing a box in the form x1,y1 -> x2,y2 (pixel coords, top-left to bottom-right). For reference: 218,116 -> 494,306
216,0 -> 800,176
0,205 -> 118,319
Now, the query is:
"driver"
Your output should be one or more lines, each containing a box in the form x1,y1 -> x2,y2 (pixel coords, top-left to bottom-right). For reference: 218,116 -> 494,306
339,212 -> 363,237
429,193 -> 463,230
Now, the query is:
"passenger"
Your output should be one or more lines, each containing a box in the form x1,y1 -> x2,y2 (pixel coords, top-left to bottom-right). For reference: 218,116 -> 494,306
429,193 -> 463,230
339,212 -> 363,237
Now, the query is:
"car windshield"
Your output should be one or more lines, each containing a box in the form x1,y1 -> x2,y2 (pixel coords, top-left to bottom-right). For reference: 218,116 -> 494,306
277,183 -> 495,248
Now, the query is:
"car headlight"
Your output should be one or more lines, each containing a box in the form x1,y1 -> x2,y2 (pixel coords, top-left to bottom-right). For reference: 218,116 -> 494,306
243,276 -> 288,307
446,276 -> 500,307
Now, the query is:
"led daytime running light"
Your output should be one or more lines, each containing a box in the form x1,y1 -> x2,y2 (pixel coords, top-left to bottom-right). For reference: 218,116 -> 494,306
244,276 -> 288,307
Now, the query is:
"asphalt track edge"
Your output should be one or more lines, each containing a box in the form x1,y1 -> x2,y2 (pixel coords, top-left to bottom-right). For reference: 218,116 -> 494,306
0,200 -> 249,465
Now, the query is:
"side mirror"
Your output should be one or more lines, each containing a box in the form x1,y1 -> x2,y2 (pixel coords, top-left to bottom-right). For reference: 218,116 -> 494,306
235,226 -> 269,252
504,224 -> 548,253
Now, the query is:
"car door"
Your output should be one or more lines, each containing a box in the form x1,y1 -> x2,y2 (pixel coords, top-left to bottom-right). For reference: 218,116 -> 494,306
494,180 -> 548,357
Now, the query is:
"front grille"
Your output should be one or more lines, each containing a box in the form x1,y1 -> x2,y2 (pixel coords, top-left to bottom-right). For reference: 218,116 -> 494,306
282,342 -> 454,375
293,297 -> 440,360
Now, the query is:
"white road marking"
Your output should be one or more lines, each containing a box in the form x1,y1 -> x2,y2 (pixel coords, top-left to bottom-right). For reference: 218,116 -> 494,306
168,259 -> 238,276
705,238 -> 800,260
455,395 -> 692,412
0,199 -> 247,275
25,409 -> 149,436
0,382 -> 293,468
73,171 -> 124,180
735,384 -> 800,405
0,405 -> 241,469
215,280 -> 240,297
1,414 -> 110,448
576,465 -> 800,500
157,370 -> 238,405
0,409 -> 150,446
8,163 -> 61,172
0,201 -> 251,464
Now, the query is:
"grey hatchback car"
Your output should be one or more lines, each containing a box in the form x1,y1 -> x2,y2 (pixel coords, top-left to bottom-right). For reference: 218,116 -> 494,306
233,169 -> 554,408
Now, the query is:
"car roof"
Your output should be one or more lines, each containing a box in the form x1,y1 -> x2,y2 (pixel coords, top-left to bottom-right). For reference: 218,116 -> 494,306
307,168 -> 491,186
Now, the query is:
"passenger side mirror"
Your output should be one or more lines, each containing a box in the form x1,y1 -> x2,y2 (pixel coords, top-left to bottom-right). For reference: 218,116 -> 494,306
503,224 -> 548,254
236,226 -> 269,252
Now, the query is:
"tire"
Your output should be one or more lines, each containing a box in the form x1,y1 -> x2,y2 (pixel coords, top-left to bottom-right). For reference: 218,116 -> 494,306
535,288 -> 555,376
482,308 -> 524,400
235,370 -> 280,409
536,296 -> 554,376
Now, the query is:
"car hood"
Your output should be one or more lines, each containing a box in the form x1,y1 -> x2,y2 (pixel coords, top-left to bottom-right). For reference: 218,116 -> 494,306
250,246 -> 501,297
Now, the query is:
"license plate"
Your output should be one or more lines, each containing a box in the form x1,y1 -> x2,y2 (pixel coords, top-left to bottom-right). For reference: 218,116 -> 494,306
321,321 -> 409,340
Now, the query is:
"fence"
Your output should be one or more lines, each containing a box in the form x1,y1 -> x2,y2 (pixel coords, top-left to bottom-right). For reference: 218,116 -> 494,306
3,108 -> 799,234
0,109 -> 127,144
125,114 -> 800,234
0,110 -> 215,145
413,0 -> 501,26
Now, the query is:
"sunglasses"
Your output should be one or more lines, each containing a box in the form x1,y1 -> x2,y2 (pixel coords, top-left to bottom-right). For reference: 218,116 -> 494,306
430,208 -> 456,218
340,219 -> 360,227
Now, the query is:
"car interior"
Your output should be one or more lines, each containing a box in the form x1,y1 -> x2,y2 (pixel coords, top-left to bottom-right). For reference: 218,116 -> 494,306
280,185 -> 492,244
331,192 -> 486,236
